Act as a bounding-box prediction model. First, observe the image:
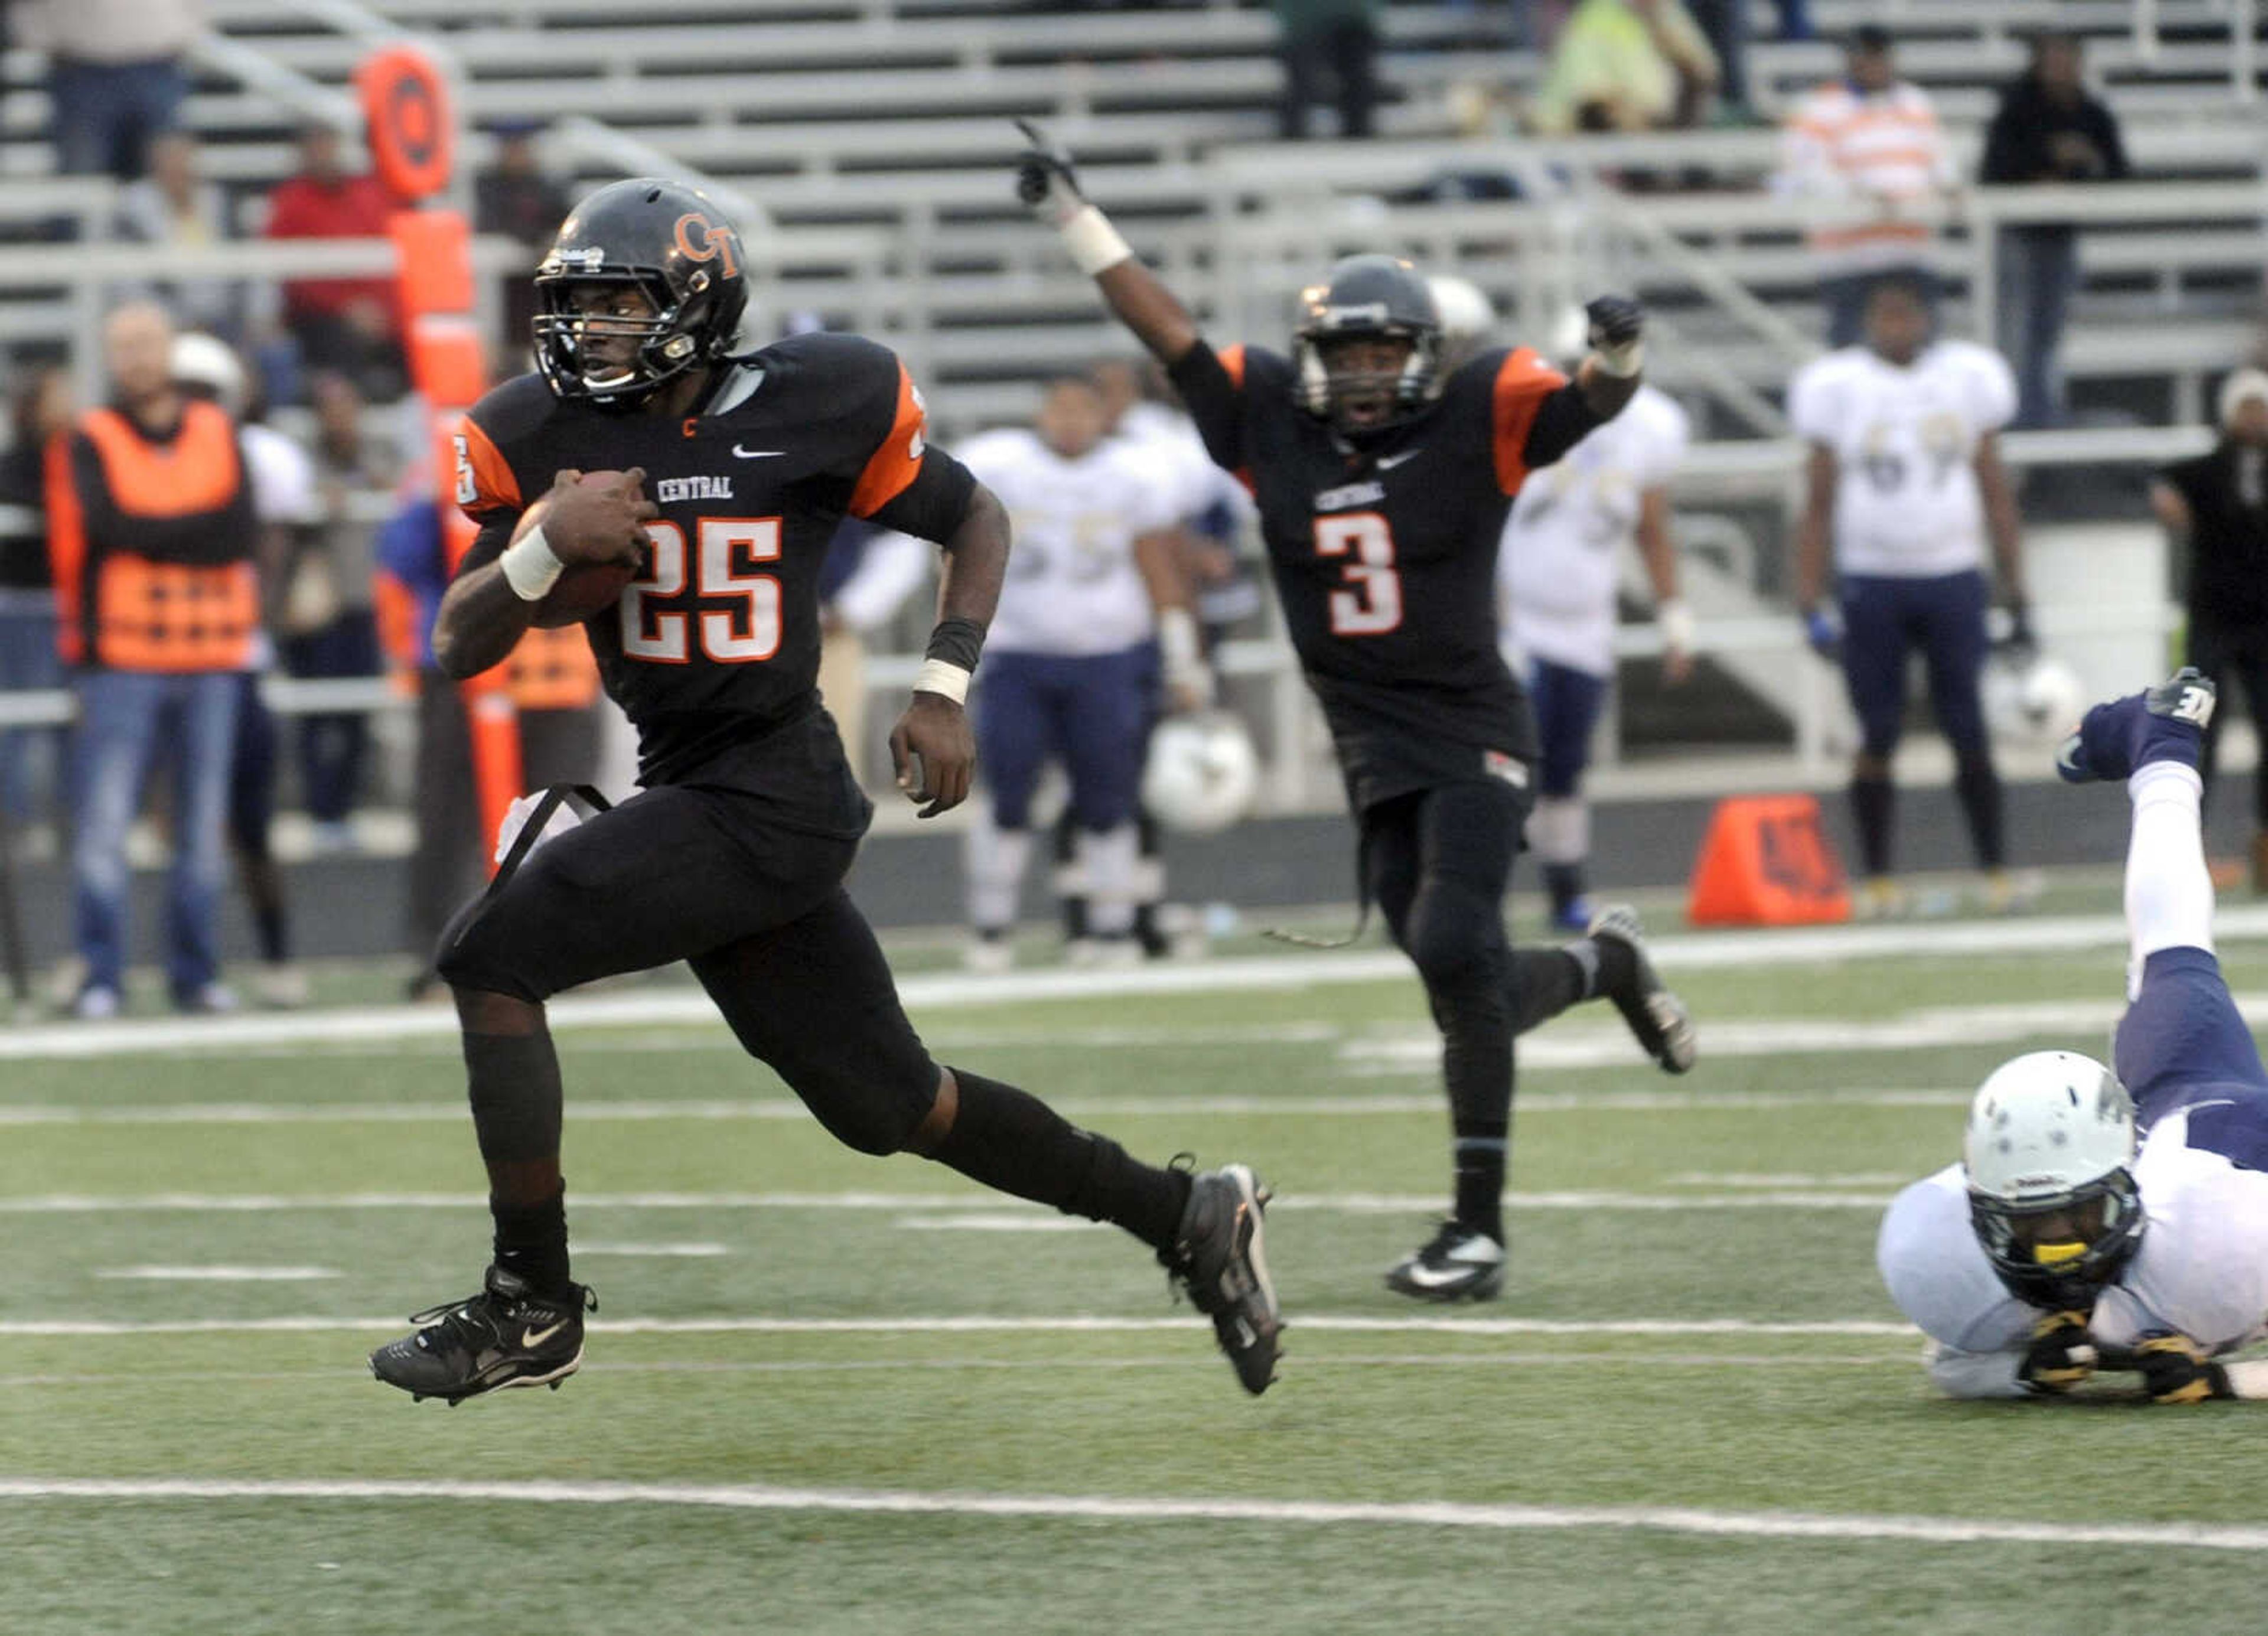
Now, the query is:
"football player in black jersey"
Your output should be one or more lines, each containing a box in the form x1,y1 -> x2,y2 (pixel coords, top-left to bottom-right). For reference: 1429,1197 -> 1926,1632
366,178 -> 1280,1402
1016,125 -> 1699,1302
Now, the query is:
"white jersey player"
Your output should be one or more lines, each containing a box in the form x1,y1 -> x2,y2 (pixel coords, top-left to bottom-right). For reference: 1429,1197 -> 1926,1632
1497,311 -> 1693,932
1789,275 -> 2030,918
1878,668 -> 2268,1403
950,376 -> 1208,967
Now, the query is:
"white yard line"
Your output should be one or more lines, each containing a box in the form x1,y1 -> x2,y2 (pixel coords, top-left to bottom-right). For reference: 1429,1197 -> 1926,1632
0,1187 -> 1895,1215
0,1314 -> 1919,1338
0,1087 -> 1973,1125
7,905 -> 2263,1064
1,1477 -> 2264,1552
571,1243 -> 729,1258
91,1266 -> 337,1282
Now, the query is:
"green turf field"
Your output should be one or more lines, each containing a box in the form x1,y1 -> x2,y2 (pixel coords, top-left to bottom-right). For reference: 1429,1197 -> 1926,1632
8,882 -> 2268,1634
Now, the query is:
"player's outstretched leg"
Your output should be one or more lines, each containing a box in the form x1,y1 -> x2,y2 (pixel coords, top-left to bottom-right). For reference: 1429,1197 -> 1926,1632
2056,667 -> 2216,787
1503,906 -> 1697,1073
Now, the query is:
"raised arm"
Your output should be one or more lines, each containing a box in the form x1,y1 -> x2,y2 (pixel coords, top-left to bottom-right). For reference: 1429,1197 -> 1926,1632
1015,120 -> 1201,367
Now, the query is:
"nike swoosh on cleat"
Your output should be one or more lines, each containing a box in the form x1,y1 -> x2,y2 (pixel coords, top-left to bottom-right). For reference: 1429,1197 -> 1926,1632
1400,1260 -> 1495,1289
732,445 -> 787,459
521,1321 -> 568,1348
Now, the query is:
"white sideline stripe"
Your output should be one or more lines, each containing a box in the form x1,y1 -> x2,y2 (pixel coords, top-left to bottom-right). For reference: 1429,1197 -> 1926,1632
4,1478 -> 2266,1552
899,1213 -> 1096,1233
1670,1172 -> 1914,1188
1344,992 -> 2268,1073
92,1266 -> 337,1282
0,1188 -> 1894,1215
568,1243 -> 729,1259
0,1087 -> 1974,1125
10,904 -> 2267,1063
0,1315 -> 1919,1338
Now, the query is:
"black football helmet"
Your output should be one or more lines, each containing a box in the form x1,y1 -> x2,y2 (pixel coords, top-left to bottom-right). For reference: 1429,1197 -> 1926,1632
1291,253 -> 1445,436
532,178 -> 751,409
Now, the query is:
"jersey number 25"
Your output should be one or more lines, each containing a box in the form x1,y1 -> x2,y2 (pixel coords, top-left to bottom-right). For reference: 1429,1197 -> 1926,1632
1315,513 -> 1402,637
624,517 -> 783,663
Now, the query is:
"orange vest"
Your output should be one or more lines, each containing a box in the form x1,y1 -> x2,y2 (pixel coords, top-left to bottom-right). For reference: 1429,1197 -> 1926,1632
47,401 -> 259,672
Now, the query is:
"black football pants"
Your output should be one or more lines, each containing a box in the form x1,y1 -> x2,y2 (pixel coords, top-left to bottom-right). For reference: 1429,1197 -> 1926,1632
437,782 -> 940,1155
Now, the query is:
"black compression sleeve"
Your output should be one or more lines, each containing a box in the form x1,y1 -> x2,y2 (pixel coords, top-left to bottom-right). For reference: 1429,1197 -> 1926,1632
867,449 -> 979,544
1522,382 -> 1607,470
1165,343 -> 1245,470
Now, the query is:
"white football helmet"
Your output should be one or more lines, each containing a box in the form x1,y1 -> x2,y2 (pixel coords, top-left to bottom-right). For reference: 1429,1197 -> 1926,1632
170,331 -> 248,419
1963,1050 -> 2145,1308
1983,654 -> 2085,745
1143,711 -> 1259,834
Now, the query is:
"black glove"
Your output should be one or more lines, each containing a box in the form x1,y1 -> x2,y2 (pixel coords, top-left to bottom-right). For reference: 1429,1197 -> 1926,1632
2130,1332 -> 2232,1404
2018,1310 -> 2098,1394
1995,598 -> 2038,663
1013,118 -> 1086,226
1581,295 -> 1644,379
1585,295 -> 1644,352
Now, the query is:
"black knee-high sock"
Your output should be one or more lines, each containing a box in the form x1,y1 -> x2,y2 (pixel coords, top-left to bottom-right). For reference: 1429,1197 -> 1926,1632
1428,975 -> 1513,1243
1952,754 -> 2005,870
463,1029 -> 571,1293
929,1069 -> 1190,1250
1506,939 -> 1637,1035
1850,773 -> 1895,878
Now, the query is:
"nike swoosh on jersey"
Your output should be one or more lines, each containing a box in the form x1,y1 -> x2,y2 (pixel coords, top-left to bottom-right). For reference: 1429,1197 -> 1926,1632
1376,449 -> 1423,470
733,445 -> 787,459
521,1321 -> 569,1348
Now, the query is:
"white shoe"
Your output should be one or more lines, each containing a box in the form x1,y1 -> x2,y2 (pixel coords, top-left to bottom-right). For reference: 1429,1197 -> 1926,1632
1067,936 -> 1140,969
175,983 -> 238,1016
69,984 -> 120,1022
963,936 -> 1014,975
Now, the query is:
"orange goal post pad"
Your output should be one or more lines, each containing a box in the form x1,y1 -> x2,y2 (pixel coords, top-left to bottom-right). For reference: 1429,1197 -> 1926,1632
1686,794 -> 1852,926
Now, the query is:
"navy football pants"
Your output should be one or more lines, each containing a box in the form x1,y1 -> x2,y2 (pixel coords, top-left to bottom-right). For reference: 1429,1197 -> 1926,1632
1839,569 -> 1990,762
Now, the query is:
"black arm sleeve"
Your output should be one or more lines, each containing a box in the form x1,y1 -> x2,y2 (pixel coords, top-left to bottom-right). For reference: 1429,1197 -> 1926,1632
74,436 -> 256,566
1521,382 -> 1606,471
866,448 -> 979,545
1166,343 -> 1246,471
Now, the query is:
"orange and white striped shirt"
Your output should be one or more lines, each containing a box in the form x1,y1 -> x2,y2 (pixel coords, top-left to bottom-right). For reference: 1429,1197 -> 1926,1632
1776,79 -> 1957,274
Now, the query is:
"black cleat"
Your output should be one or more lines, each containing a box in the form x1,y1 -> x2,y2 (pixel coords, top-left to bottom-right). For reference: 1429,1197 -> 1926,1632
369,1265 -> 595,1405
2057,668 -> 2214,784
1588,904 -> 1697,1074
1161,1161 -> 1282,1395
1385,1220 -> 1506,1302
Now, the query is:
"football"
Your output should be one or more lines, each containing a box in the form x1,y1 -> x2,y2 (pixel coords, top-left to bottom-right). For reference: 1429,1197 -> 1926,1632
520,470 -> 643,628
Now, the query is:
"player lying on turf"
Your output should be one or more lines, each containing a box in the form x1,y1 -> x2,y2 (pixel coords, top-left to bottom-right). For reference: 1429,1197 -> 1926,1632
366,178 -> 1280,1403
1878,669 -> 2268,1402
1015,123 -> 1697,1303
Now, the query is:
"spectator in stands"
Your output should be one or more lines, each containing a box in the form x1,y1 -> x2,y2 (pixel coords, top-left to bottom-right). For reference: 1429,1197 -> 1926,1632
112,131 -> 245,343
282,370 -> 392,849
2151,370 -> 2268,891
263,124 -> 403,400
1980,31 -> 2128,431
18,0 -> 198,182
1775,26 -> 1957,348
474,120 -> 571,366
0,367 -> 75,833
1530,0 -> 1718,135
47,302 -> 258,1017
1275,0 -> 1379,141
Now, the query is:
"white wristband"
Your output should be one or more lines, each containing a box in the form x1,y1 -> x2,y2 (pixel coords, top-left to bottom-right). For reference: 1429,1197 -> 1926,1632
1657,598 -> 1695,654
913,658 -> 971,706
500,524 -> 565,602
1158,607 -> 1203,677
1059,204 -> 1134,277
1590,339 -> 1645,380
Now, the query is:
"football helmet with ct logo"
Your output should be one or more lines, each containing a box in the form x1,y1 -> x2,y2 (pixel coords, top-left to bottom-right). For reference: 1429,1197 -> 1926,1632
532,177 -> 751,409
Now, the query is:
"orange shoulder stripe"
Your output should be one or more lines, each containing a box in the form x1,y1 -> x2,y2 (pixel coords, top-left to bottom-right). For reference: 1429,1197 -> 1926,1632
849,361 -> 929,519
458,416 -> 522,518
1492,346 -> 1566,496
1218,344 -> 1247,389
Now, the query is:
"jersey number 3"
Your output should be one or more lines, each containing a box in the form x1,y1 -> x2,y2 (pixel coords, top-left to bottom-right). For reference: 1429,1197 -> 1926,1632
623,517 -> 783,663
1315,513 -> 1402,637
